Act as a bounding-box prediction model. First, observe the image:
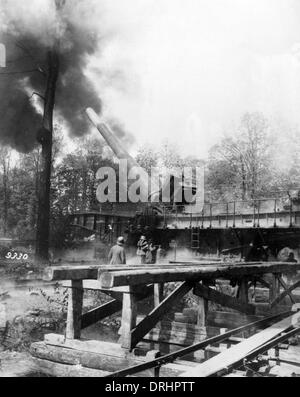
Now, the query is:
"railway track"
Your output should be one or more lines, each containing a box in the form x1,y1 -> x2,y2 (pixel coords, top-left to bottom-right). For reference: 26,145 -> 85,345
106,310 -> 300,377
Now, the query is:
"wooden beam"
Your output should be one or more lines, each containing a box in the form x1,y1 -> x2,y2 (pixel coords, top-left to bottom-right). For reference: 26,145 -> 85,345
154,283 -> 164,307
154,283 -> 164,329
81,299 -> 122,330
269,274 -> 281,303
121,286 -> 139,349
44,266 -> 101,281
193,283 -> 255,315
237,278 -> 249,305
277,277 -> 296,304
256,277 -> 270,289
45,263 -> 219,281
196,283 -> 209,328
99,263 -> 300,288
81,285 -> 154,329
66,280 -> 83,339
270,280 -> 300,309
130,282 -> 194,350
32,357 -> 110,377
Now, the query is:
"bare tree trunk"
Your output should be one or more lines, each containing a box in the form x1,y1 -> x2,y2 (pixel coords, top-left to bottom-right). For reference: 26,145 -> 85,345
35,50 -> 59,261
2,160 -> 9,235
240,156 -> 246,201
0,148 -> 11,236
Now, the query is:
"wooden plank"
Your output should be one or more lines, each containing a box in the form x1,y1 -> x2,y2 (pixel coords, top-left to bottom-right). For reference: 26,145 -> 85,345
174,313 -> 197,324
130,282 -> 194,350
30,341 -> 142,373
45,263 -> 215,281
270,280 -> 300,309
99,263 -> 300,288
207,311 -> 262,328
144,330 -> 205,347
127,318 -> 219,337
44,266 -> 101,281
66,280 -> 83,339
180,311 -> 300,377
33,357 -> 110,377
64,281 -> 150,300
194,283 -> 256,315
44,334 -> 126,356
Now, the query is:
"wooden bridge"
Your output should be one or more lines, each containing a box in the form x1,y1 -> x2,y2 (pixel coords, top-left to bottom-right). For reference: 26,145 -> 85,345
29,261 -> 300,376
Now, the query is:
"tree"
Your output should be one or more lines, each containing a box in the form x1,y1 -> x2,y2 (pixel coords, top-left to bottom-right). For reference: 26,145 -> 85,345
0,146 -> 12,235
208,113 -> 273,201
136,145 -> 158,174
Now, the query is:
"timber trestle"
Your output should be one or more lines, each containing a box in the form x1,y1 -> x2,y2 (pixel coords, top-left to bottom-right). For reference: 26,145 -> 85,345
30,261 -> 300,376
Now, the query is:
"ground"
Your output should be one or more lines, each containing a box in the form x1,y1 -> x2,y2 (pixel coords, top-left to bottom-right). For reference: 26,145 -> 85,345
0,259 -> 121,376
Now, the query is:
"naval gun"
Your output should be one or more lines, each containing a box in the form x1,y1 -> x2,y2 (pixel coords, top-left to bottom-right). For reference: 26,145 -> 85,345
85,108 -> 199,210
86,108 -> 150,198
86,108 -> 143,174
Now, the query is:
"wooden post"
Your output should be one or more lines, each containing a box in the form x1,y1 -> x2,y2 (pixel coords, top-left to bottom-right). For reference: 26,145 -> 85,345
121,287 -> 138,350
269,274 -> 280,303
66,280 -> 84,340
196,281 -> 208,327
237,278 -> 249,304
154,284 -> 164,307
197,296 -> 208,327
154,283 -> 164,329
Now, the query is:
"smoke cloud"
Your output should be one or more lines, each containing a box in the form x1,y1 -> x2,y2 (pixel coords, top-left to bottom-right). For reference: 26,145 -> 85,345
0,0 -> 117,152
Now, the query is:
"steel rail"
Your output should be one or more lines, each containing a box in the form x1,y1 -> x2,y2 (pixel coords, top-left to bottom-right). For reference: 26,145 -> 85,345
223,327 -> 300,378
105,310 -> 291,378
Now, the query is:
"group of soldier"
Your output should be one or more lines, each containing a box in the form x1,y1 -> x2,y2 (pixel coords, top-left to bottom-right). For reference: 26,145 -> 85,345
108,235 -> 161,265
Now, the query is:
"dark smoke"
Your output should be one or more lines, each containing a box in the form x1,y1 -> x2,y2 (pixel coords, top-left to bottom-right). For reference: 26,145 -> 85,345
0,0 -> 123,153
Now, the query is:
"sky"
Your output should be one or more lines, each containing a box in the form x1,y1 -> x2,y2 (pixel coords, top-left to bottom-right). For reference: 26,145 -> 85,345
83,0 -> 300,159
2,0 -> 300,161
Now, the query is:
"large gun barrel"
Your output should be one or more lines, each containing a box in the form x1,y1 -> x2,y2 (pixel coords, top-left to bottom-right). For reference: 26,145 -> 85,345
85,108 -> 140,171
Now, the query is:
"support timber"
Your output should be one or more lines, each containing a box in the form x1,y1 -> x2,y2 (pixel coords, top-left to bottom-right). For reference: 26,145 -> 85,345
130,282 -> 195,350
35,261 -> 300,376
193,283 -> 256,315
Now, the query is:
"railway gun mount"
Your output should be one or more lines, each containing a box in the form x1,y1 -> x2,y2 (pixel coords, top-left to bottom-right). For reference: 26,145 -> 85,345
69,196 -> 300,261
30,261 -> 300,377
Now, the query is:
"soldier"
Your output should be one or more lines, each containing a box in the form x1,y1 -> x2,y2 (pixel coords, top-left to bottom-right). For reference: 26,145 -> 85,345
136,235 -> 149,264
146,239 -> 158,264
108,237 -> 126,265
287,252 -> 297,263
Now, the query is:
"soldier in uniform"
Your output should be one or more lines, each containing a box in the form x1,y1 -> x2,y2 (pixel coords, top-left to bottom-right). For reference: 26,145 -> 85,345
108,237 -> 126,265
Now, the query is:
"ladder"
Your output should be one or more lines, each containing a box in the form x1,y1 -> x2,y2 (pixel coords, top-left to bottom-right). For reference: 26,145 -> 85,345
191,227 -> 200,250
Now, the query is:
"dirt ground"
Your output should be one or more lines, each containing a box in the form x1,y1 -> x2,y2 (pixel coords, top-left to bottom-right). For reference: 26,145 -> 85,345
0,260 -> 122,376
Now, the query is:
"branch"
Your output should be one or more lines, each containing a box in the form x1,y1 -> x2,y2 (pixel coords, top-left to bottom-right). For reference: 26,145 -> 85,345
29,92 -> 46,101
0,69 -> 40,75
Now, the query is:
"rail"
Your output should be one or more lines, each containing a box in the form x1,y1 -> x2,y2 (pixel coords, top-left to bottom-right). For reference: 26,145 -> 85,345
105,310 -> 292,377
